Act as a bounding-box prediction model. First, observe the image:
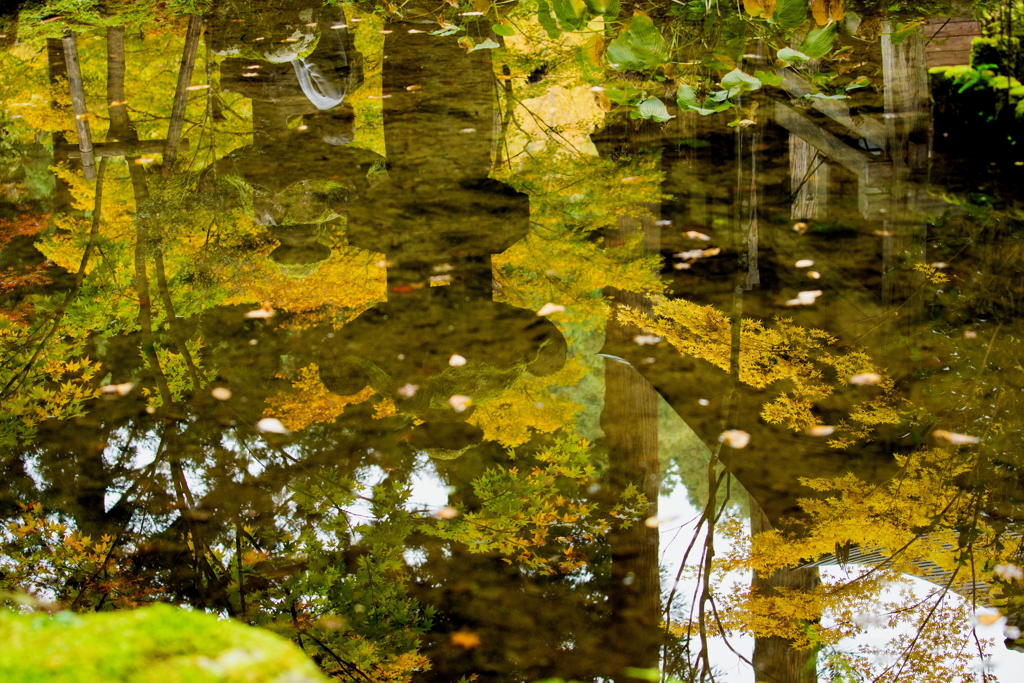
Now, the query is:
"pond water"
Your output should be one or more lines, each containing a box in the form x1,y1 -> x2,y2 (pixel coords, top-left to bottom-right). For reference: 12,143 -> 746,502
1,1 -> 1023,681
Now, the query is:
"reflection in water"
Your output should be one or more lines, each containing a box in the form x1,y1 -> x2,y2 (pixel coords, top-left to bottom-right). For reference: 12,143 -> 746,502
1,1 -> 1024,682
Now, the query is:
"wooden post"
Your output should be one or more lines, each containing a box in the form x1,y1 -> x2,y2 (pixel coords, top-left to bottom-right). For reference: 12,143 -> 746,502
163,15 -> 203,173
790,135 -> 828,220
61,34 -> 96,180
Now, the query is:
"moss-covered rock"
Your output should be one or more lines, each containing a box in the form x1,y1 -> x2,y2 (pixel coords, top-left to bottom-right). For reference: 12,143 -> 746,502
0,604 -> 329,683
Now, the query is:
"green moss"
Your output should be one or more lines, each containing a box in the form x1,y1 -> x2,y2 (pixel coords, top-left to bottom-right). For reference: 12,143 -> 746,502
0,605 -> 328,683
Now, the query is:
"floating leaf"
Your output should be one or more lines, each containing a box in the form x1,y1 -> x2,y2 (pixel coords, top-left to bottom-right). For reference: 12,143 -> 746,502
633,335 -> 661,345
211,387 -> 232,401
719,429 -> 751,449
849,372 -> 883,386
933,429 -> 981,445
101,382 -> 134,396
449,354 -> 467,367
397,384 -> 419,398
491,22 -> 515,36
256,417 -> 289,434
450,631 -> 482,649
449,395 -> 472,412
537,303 -> 566,316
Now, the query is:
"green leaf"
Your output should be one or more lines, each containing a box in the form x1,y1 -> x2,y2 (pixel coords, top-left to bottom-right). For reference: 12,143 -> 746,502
676,84 -> 698,109
608,11 -> 668,71
844,75 -> 870,91
800,25 -> 836,59
606,83 -> 642,104
636,96 -> 675,122
430,25 -> 463,36
626,12 -> 669,66
772,0 -> 808,29
584,0 -> 620,16
721,68 -> 762,94
754,69 -> 784,87
536,0 -> 563,38
553,0 -> 588,31
468,38 -> 501,51
491,23 -> 515,37
777,47 -> 811,62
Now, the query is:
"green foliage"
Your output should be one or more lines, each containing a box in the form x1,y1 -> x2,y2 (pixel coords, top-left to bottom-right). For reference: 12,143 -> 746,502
607,12 -> 669,72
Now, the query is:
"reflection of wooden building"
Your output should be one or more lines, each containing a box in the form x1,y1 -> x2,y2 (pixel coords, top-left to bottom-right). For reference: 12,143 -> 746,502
925,16 -> 982,68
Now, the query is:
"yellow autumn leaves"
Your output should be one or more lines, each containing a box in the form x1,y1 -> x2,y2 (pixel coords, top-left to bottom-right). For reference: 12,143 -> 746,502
744,0 -> 844,25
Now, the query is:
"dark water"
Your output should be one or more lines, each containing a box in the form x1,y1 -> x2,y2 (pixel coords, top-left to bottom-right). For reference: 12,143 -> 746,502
1,1 -> 1023,681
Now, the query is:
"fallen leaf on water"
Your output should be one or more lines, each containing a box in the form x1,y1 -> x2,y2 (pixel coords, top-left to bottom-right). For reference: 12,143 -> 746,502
849,372 -> 883,386
964,330 -> 978,339
620,176 -> 644,184
537,303 -> 565,317
397,384 -> 419,398
256,418 -> 289,434
698,398 -> 710,406
450,631 -> 482,649
449,354 -> 467,367
244,303 -> 275,319
702,247 -> 721,257
795,259 -> 814,268
185,84 -> 210,91
931,261 -> 948,269
449,395 -> 472,412
808,271 -> 821,279
109,100 -> 127,106
807,425 -> 836,436
933,429 -> 981,445
675,249 -> 704,260
211,387 -> 232,401
793,222 -> 809,234
436,506 -> 459,519
873,229 -> 894,237
101,382 -> 134,396
686,231 -> 711,241
644,515 -> 677,528
406,84 -> 422,91
719,429 -> 751,449
674,262 -> 691,270
995,564 -> 1024,581
976,610 -> 1003,627
634,335 -> 661,346
134,157 -> 155,165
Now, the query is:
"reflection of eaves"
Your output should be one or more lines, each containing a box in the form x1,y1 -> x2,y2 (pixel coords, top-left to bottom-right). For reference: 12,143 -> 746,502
777,71 -> 887,150
800,533 -> 1024,603
768,100 -> 892,220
